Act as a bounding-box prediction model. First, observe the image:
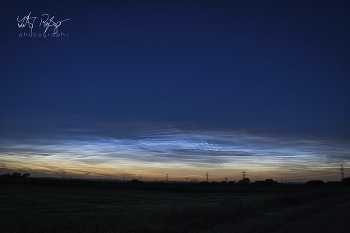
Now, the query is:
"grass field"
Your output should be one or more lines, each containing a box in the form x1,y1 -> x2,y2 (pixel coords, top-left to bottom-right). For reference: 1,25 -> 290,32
1,179 -> 350,233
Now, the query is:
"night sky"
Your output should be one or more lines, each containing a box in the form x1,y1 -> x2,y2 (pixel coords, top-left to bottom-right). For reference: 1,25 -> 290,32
1,0 -> 350,181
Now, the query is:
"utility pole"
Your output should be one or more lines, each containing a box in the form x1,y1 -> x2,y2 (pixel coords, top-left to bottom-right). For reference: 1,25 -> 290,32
340,164 -> 345,179
225,177 -> 228,183
206,173 -> 209,182
166,174 -> 168,182
241,171 -> 246,180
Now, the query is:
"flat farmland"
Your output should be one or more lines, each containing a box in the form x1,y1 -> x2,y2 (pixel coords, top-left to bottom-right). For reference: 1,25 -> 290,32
1,179 -> 349,233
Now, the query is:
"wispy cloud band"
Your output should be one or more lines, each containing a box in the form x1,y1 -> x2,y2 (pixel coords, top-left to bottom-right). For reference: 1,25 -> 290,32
1,127 -> 349,180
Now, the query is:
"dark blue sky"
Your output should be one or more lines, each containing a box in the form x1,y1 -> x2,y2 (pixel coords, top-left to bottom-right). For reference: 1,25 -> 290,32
0,1 -> 349,180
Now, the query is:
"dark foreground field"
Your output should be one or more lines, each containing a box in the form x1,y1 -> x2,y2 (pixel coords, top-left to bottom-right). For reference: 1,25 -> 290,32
1,178 -> 350,233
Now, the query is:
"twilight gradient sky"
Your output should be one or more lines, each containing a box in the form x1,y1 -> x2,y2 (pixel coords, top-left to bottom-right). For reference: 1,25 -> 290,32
1,0 -> 350,181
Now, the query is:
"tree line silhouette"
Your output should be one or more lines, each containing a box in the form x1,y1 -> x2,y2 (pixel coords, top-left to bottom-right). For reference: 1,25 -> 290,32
1,172 -> 30,179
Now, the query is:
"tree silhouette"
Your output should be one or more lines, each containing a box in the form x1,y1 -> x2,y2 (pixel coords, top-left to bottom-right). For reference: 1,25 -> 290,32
305,180 -> 325,186
239,178 -> 250,184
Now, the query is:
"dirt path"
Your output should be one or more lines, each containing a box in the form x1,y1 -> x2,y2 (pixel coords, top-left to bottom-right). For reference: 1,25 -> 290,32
269,199 -> 350,233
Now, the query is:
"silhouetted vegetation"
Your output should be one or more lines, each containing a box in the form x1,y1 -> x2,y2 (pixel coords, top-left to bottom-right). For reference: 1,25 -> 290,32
305,180 -> 326,186
130,179 -> 143,183
238,178 -> 250,184
264,178 -> 279,186
253,179 -> 280,186
0,172 -> 30,179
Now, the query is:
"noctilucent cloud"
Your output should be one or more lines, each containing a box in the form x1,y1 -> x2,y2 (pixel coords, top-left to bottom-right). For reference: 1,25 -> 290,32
1,0 -> 349,181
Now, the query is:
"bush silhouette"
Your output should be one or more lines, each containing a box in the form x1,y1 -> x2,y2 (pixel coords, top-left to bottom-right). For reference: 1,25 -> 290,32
130,179 -> 143,183
238,178 -> 250,184
305,180 -> 325,186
